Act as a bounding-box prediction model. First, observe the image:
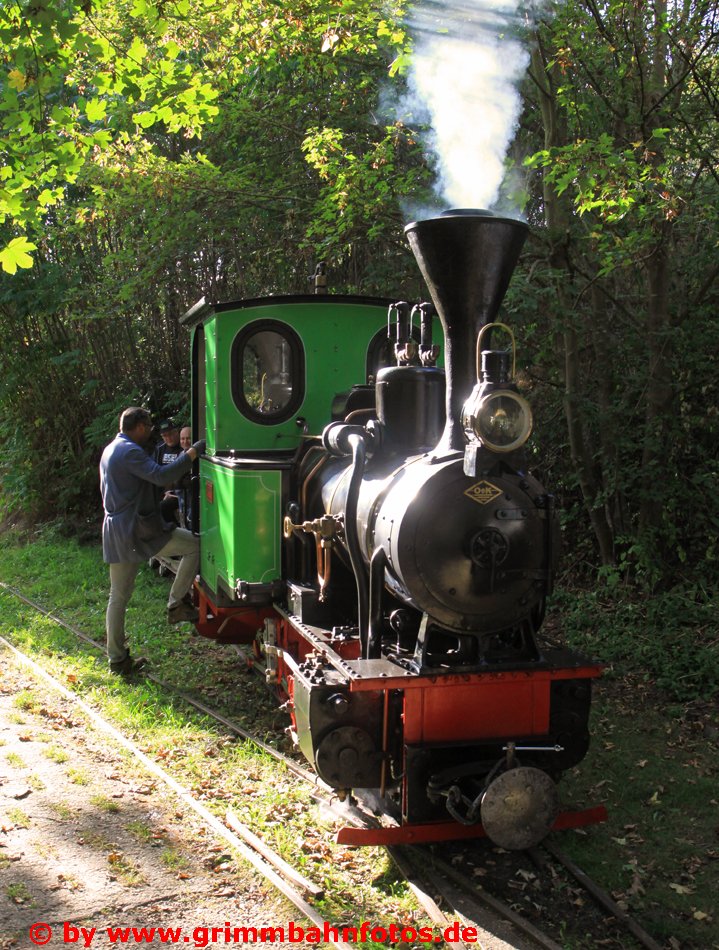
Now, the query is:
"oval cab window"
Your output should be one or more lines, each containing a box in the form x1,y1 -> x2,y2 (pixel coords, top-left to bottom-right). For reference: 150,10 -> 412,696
231,320 -> 305,424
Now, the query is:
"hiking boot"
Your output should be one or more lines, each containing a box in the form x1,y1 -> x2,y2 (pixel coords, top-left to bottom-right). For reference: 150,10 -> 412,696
168,601 -> 199,624
109,654 -> 148,678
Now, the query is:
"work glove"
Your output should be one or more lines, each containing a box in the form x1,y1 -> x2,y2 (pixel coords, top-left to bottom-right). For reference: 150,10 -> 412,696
191,439 -> 206,457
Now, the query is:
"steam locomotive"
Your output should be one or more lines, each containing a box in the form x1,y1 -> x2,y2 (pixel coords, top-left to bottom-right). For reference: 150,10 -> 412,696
181,210 -> 605,848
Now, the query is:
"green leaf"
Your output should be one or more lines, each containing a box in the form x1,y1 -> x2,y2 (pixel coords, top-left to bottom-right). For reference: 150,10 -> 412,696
388,51 -> 411,77
127,37 -> 148,63
132,110 -> 157,128
85,98 -> 107,122
0,236 -> 37,274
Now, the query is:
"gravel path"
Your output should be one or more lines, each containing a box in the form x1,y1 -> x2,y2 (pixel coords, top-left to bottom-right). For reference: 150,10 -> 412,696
0,653 -> 300,950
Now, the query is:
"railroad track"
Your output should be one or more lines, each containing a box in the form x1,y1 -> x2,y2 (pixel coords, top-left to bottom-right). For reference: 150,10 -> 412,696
0,580 -> 667,950
407,844 -> 666,950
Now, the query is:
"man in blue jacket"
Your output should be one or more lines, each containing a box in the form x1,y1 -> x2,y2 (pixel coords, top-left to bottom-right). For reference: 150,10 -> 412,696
99,406 -> 206,677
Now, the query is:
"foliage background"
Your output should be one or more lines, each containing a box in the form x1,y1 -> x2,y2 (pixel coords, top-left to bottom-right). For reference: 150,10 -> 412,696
1,0 -> 717,696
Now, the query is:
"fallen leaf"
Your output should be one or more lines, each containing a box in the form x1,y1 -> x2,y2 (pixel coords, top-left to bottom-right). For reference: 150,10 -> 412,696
669,883 -> 694,895
628,873 -> 645,896
7,786 -> 32,800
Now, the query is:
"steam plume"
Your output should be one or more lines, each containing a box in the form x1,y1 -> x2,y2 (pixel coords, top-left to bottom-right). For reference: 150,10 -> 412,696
399,0 -> 529,212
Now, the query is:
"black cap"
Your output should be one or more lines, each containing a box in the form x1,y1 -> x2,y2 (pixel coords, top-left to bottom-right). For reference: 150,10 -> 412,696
158,419 -> 176,433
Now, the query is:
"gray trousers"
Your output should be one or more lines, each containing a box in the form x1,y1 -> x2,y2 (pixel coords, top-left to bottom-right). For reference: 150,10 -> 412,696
106,528 -> 199,663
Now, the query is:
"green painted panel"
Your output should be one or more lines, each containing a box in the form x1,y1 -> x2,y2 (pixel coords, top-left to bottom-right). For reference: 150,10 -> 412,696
199,460 -> 282,596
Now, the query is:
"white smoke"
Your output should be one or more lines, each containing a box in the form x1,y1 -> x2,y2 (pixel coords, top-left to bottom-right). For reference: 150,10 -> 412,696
398,0 -> 529,213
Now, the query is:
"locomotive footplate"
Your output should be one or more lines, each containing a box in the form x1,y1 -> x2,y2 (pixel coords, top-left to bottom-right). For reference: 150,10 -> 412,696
335,804 -> 608,846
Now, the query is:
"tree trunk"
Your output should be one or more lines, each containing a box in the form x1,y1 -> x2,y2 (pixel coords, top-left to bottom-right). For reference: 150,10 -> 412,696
530,42 -> 616,564
636,0 -> 675,555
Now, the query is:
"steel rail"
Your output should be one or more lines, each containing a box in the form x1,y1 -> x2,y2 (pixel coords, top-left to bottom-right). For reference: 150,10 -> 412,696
0,583 -> 331,789
542,840 -> 665,950
408,849 -> 564,950
0,580 -> 374,827
386,847 -> 470,950
425,840 -> 666,950
0,633 -> 353,950
0,582 -> 565,949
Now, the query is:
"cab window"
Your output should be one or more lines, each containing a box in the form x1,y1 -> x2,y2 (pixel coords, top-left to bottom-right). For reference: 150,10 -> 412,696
231,320 -> 304,424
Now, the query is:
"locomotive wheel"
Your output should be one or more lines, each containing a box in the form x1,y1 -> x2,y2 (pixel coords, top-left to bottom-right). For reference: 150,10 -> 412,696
480,766 -> 559,850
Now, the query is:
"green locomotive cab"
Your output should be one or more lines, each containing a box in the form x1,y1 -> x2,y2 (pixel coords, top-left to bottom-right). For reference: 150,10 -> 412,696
180,295 -> 403,615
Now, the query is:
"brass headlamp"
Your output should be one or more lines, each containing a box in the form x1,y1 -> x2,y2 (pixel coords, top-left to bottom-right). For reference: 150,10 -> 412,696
461,322 -> 533,454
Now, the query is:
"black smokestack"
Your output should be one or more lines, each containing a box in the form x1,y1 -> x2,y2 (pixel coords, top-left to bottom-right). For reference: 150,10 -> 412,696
404,209 -> 528,452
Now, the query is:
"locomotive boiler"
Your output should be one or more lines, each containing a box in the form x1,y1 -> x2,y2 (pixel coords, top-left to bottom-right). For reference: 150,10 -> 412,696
182,209 -> 605,848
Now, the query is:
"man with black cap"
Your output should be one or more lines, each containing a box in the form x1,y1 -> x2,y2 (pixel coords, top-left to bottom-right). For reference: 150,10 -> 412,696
99,407 -> 206,677
155,419 -> 183,466
155,419 -> 183,521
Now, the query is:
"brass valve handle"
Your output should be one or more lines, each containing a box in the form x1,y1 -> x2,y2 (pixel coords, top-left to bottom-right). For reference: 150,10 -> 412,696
283,513 -> 340,541
283,514 -> 343,601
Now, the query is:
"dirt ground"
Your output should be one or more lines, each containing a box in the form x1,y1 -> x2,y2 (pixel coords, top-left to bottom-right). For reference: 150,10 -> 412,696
0,652 -> 304,950
1,648 -> 539,950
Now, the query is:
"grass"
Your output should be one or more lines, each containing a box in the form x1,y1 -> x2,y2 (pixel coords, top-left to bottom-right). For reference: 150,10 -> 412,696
126,820 -> 155,842
107,852 -> 146,887
43,744 -> 70,764
13,690 -> 42,713
78,830 -> 116,851
160,847 -> 190,871
67,767 -> 91,785
5,807 -> 31,829
557,691 -> 719,945
33,842 -> 59,859
5,881 -> 34,905
0,525 -> 717,948
89,793 -> 121,813
0,529 -> 421,936
48,801 -> 75,820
